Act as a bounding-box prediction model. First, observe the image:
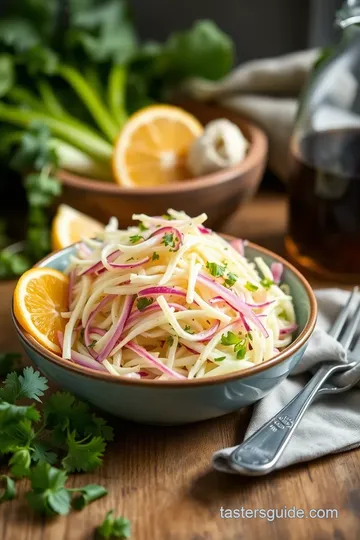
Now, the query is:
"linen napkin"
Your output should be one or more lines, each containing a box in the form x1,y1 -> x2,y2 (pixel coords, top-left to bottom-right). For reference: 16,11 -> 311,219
183,49 -> 320,182
213,289 -> 360,474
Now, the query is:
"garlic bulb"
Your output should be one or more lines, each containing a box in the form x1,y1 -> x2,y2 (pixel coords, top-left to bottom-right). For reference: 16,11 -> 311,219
186,118 -> 248,177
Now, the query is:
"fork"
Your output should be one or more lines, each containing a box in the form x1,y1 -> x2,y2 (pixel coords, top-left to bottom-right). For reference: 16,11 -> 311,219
228,287 -> 360,476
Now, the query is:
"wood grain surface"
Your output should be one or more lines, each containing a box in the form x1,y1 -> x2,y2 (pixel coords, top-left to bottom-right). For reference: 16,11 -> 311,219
1,194 -> 359,540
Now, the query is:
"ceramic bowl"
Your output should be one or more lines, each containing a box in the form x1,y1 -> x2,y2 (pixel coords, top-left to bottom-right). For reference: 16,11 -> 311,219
13,241 -> 317,425
56,101 -> 268,230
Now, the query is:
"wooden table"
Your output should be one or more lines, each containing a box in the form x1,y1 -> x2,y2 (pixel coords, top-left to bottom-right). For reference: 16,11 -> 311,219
1,193 -> 359,540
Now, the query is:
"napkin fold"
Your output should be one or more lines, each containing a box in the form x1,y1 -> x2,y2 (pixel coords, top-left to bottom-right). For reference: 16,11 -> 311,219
184,49 -> 320,182
213,289 -> 360,474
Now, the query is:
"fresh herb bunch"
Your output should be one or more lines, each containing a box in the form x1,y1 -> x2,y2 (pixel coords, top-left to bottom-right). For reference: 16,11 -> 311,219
0,0 -> 234,280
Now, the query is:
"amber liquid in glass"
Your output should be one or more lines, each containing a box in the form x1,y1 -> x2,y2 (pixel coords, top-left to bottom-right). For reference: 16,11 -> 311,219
286,129 -> 360,282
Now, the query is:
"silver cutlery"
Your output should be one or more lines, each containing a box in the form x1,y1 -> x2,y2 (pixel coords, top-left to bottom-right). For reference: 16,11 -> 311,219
228,287 -> 360,475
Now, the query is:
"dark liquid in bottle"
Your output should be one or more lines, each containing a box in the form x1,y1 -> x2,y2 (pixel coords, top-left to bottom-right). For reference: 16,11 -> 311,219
286,129 -> 360,281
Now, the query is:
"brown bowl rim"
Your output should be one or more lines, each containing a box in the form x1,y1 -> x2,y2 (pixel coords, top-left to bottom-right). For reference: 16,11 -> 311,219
12,239 -> 317,388
57,118 -> 268,196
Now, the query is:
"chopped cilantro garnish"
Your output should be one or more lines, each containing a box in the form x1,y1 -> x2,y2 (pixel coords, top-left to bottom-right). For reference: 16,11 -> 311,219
184,325 -> 194,334
138,222 -> 148,232
126,257 -> 134,262
221,331 -> 248,360
206,262 -> 226,278
220,331 -> 239,346
166,336 -> 174,346
162,232 -> 175,248
129,235 -> 143,244
136,297 -> 153,311
214,356 -> 226,362
162,213 -> 173,220
224,272 -> 238,288
245,282 -> 258,292
88,340 -> 96,349
152,252 -> 160,261
260,278 -> 274,289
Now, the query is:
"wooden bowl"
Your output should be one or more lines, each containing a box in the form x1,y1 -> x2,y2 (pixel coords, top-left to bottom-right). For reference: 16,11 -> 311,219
57,102 -> 268,229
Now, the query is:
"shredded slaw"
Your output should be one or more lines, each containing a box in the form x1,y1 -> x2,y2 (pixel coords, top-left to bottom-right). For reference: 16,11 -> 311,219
61,210 -> 297,380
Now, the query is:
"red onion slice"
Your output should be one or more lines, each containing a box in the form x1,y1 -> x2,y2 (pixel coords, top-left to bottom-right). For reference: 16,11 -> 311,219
280,323 -> 298,335
271,262 -> 284,284
198,225 -> 211,234
96,295 -> 134,363
230,238 -> 245,257
126,341 -> 185,379
96,256 -> 150,275
57,332 -> 106,372
191,321 -> 220,342
125,302 -> 186,330
137,286 -> 187,298
80,250 -> 120,276
197,274 -> 268,337
84,294 -> 115,347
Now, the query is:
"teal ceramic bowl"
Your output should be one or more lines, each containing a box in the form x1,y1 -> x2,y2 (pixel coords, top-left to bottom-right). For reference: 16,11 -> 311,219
13,240 -> 317,425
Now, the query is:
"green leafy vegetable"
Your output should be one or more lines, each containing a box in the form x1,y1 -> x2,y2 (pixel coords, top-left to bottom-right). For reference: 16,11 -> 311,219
97,510 -> 131,539
221,331 -> 248,360
129,235 -> 143,244
152,252 -> 159,261
9,448 -> 31,478
0,353 -> 21,377
136,297 -> 153,311
162,232 -> 175,248
245,282 -> 258,292
0,367 -> 48,403
206,262 -> 226,278
260,278 -> 274,290
72,484 -> 108,510
26,462 -> 71,516
224,272 -> 238,288
0,475 -> 16,503
62,431 -> 106,473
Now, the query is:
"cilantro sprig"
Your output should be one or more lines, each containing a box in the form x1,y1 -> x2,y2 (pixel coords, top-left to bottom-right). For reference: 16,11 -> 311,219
0,366 -> 113,517
136,297 -> 153,311
97,510 -> 131,539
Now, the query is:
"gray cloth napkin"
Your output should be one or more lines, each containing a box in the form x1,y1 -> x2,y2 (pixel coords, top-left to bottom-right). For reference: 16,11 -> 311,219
183,49 -> 320,182
213,289 -> 360,474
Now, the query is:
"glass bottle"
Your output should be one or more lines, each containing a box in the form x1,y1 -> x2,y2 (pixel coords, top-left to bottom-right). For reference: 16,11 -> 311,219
286,0 -> 360,283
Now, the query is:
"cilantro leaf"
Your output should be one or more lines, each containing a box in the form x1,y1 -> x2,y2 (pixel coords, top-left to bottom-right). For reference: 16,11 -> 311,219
245,282 -> 258,292
166,336 -> 174,346
0,367 -> 48,403
220,331 -> 239,346
9,448 -> 31,478
72,484 -> 108,510
214,356 -> 226,362
184,325 -> 194,334
162,232 -> 175,248
224,272 -> 238,288
0,402 -> 40,425
129,234 -> 143,244
44,392 -> 113,442
26,462 -> 71,517
136,297 -> 153,311
32,441 -> 58,465
97,510 -> 131,539
152,252 -> 159,261
0,353 -> 21,377
0,475 -> 16,503
62,431 -> 106,473
234,340 -> 247,360
0,418 -> 35,454
206,261 -> 226,278
260,278 -> 274,290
